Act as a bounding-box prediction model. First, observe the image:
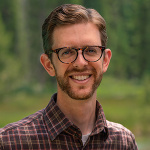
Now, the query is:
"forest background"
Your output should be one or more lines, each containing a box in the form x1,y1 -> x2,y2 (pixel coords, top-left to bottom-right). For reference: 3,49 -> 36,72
0,0 -> 150,149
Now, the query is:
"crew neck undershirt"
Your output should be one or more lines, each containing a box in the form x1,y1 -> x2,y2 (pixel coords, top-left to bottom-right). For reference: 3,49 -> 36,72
82,133 -> 91,145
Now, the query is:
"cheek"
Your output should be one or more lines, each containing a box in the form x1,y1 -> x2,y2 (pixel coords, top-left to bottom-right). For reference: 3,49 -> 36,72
52,62 -> 69,77
92,61 -> 103,73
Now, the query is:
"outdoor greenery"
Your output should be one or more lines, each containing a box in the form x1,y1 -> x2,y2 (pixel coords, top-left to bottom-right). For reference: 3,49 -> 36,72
0,0 -> 150,149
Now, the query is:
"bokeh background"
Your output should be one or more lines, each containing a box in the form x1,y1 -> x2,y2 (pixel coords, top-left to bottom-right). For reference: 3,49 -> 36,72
0,0 -> 150,149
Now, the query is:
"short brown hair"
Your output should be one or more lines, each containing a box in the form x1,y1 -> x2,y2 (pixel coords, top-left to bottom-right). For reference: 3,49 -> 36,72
42,4 -> 107,60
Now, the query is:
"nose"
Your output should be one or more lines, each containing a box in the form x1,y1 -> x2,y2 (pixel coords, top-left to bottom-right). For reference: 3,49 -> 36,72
72,50 -> 88,68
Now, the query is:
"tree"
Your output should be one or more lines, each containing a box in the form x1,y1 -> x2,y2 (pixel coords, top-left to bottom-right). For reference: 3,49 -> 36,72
0,13 -> 21,100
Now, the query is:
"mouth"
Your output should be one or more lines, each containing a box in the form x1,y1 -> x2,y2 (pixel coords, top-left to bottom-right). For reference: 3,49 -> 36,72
70,75 -> 91,81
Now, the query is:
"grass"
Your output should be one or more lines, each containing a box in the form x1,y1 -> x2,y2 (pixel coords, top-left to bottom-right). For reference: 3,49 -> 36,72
0,76 -> 150,149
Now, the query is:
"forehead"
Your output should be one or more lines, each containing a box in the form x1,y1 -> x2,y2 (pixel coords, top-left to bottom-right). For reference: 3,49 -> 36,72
52,22 -> 101,49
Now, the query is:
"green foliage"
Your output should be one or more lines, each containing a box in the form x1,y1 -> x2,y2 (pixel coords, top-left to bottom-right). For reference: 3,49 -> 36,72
0,13 -> 21,99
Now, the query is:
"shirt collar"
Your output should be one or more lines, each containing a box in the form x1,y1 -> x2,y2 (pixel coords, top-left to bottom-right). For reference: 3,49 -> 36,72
43,93 -> 73,141
91,100 -> 108,140
43,93 -> 108,141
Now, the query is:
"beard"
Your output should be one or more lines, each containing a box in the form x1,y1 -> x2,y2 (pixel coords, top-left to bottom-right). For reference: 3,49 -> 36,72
54,66 -> 103,100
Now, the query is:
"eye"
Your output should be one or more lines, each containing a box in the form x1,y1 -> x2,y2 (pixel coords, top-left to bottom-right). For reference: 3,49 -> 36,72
62,50 -> 70,55
88,49 -> 96,53
59,48 -> 76,58
84,48 -> 97,56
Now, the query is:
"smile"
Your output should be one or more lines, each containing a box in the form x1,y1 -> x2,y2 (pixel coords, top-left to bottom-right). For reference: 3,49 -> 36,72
71,75 -> 91,81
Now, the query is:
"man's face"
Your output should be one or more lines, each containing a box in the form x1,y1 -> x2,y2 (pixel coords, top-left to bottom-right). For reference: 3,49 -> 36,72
51,23 -> 106,100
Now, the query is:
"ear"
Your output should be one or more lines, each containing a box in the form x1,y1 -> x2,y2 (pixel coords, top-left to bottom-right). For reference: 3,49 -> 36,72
40,53 -> 55,76
102,49 -> 112,73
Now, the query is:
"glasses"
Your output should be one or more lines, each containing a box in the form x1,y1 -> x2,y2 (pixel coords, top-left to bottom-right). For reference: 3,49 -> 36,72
46,46 -> 105,64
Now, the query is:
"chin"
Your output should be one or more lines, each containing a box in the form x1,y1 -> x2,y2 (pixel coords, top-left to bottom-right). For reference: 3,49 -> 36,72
67,89 -> 96,100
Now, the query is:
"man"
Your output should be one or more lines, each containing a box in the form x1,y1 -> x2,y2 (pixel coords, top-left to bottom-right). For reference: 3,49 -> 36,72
0,4 -> 138,150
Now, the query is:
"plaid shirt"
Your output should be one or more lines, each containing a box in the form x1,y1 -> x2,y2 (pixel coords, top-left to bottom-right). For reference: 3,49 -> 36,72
0,93 -> 138,150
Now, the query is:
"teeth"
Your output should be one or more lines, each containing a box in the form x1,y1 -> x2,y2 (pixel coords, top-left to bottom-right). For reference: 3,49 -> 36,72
72,75 -> 90,81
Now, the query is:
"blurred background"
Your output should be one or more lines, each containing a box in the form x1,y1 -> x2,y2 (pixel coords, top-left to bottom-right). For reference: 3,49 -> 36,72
0,0 -> 149,149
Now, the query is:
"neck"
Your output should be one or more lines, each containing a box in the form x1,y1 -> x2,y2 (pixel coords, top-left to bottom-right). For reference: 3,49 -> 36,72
56,91 -> 97,135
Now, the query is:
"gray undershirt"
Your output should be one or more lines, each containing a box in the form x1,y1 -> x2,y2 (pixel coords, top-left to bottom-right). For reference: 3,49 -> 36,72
82,133 -> 91,145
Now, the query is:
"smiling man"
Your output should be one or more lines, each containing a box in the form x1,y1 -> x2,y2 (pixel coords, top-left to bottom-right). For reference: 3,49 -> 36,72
0,4 -> 138,150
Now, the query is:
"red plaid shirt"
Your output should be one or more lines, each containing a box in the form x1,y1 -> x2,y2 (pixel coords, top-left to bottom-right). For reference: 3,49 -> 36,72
0,93 -> 138,150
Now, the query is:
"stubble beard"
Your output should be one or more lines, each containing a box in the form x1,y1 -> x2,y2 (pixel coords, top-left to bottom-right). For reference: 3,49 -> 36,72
54,67 -> 103,100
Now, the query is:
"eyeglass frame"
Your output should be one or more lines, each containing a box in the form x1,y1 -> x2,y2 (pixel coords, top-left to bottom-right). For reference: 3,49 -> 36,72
46,46 -> 105,64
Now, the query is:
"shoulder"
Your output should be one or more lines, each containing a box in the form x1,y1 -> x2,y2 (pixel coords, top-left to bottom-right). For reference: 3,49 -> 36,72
107,120 -> 132,134
0,109 -> 44,135
0,109 -> 46,149
106,120 -> 138,149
